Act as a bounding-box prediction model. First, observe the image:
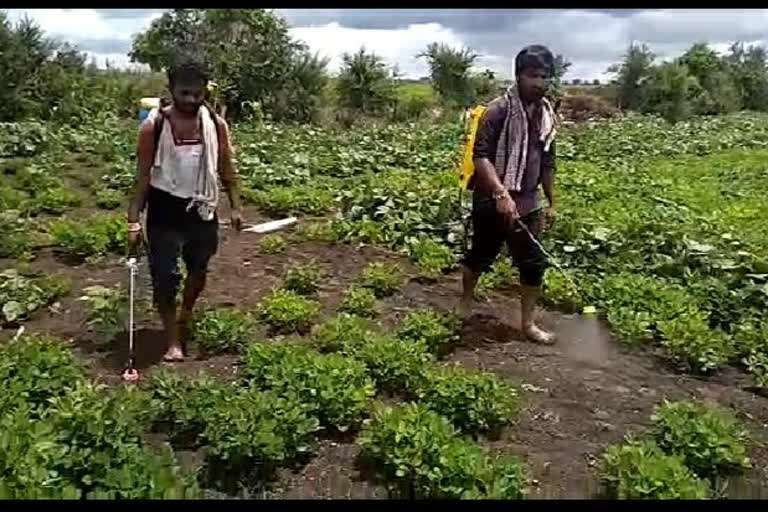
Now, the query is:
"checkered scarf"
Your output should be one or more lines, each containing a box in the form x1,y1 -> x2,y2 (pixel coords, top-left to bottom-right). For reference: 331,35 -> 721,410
494,86 -> 557,192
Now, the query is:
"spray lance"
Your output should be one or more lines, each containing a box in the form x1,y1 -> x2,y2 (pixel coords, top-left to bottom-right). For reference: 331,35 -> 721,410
122,253 -> 140,382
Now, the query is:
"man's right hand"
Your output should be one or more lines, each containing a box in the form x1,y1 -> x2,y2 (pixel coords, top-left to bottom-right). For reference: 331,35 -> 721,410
127,227 -> 143,252
495,192 -> 519,221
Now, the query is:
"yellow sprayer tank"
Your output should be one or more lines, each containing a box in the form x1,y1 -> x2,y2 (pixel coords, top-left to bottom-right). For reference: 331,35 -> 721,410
138,97 -> 160,123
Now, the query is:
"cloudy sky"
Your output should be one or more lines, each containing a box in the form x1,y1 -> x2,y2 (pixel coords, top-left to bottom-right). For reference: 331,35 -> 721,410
5,8 -> 768,81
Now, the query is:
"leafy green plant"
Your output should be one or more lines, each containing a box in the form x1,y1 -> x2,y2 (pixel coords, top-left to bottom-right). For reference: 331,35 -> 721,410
359,403 -> 527,499
600,438 -> 710,499
202,388 -> 319,491
0,269 -> 70,325
340,285 -> 378,317
294,221 -> 336,243
312,313 -> 374,353
650,400 -> 751,478
360,261 -> 405,298
193,307 -> 259,354
259,234 -> 287,254
396,307 -> 460,357
351,335 -> 433,394
282,261 -> 322,295
415,364 -> 520,435
94,187 -> 123,210
78,284 -> 126,344
0,334 -> 86,415
658,313 -> 733,373
407,236 -> 456,278
242,343 -> 375,431
476,257 -> 519,298
259,288 -> 320,334
50,215 -> 125,260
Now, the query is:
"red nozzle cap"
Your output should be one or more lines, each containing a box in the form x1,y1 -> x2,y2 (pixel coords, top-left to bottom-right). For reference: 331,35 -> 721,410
122,368 -> 139,382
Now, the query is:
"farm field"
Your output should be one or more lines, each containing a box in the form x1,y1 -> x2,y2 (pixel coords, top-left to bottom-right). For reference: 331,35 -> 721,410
1,112 -> 768,499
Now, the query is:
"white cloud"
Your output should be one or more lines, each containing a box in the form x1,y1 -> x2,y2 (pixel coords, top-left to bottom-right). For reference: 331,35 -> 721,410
6,9 -> 116,39
290,22 -> 465,78
5,8 -> 768,83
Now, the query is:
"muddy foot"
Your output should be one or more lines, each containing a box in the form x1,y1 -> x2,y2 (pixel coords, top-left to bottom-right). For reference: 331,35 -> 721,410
525,323 -> 556,345
163,346 -> 185,362
457,296 -> 476,320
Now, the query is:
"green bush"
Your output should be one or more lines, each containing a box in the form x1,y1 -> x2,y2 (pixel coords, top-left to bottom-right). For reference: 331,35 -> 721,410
294,220 -> 337,243
78,284 -> 126,345
476,257 -> 519,298
242,343 -> 375,431
38,381 -> 197,499
407,236 -> 456,277
360,403 -> 527,499
600,438 -> 710,499
396,307 -> 460,357
650,401 -> 751,478
245,184 -> 336,217
312,313 -> 374,353
0,269 -> 71,325
352,335 -> 433,394
202,388 -> 319,489
94,187 -> 123,210
340,285 -> 378,317
147,371 -> 236,443
360,261 -> 405,298
658,312 -> 733,373
0,334 -> 86,414
259,288 -> 320,334
193,307 -> 259,354
282,261 -> 322,295
33,187 -> 81,215
415,364 -> 520,435
259,234 -> 287,254
50,215 -> 125,259
147,370 -> 318,491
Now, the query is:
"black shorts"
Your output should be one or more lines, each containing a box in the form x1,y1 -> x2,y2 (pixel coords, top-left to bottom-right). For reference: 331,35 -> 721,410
463,196 -> 547,287
146,188 -> 219,306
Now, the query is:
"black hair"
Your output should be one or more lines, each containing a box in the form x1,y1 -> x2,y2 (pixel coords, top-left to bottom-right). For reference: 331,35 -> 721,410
167,51 -> 211,88
515,45 -> 555,78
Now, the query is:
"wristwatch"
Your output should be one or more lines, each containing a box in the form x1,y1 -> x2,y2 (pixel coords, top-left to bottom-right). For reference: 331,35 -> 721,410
492,189 -> 508,201
127,222 -> 142,233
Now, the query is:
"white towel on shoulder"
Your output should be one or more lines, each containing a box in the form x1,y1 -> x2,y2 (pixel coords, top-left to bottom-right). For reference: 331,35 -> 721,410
149,106 -> 220,221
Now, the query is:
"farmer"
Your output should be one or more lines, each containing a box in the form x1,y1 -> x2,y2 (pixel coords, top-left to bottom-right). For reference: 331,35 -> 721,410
460,45 -> 558,345
127,52 -> 243,362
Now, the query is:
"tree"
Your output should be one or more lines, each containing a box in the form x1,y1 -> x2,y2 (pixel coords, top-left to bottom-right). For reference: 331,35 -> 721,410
549,53 -> 572,102
470,68 -> 499,103
336,47 -> 396,115
725,42 -> 768,111
418,42 -> 478,107
678,42 -> 740,114
644,61 -> 698,122
609,43 -> 655,110
129,8 -> 325,121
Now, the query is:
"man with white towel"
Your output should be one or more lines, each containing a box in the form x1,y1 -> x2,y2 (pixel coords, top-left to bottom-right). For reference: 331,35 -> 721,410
460,45 -> 558,345
127,51 -> 242,362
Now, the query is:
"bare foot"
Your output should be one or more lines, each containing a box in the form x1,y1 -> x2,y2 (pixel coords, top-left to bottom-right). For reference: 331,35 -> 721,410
163,345 -> 184,362
457,295 -> 476,320
524,323 -> 556,345
177,311 -> 194,355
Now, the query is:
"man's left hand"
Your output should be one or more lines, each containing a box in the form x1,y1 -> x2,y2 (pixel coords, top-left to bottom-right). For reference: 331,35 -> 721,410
230,208 -> 244,231
544,205 -> 556,230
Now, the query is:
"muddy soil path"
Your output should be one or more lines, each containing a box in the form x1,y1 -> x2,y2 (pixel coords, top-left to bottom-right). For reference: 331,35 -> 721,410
3,208 -> 767,499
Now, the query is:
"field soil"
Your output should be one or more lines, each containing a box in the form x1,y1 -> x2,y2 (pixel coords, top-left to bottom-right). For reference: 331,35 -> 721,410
3,203 -> 767,499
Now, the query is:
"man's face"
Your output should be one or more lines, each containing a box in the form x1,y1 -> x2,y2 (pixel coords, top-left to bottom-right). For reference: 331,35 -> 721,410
171,80 -> 205,114
518,67 -> 549,102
